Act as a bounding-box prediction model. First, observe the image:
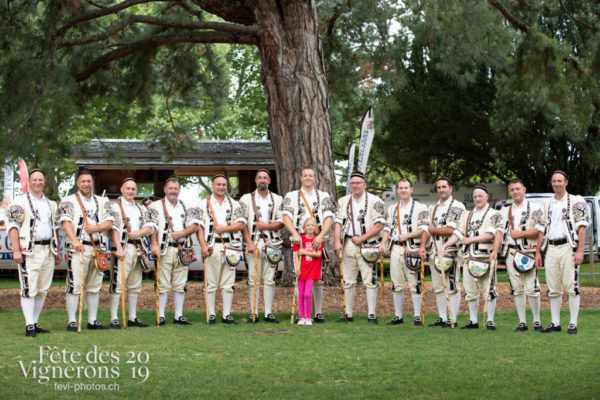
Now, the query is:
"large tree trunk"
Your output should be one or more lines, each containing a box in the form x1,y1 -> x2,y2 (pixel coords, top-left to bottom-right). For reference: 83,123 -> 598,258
252,1 -> 338,286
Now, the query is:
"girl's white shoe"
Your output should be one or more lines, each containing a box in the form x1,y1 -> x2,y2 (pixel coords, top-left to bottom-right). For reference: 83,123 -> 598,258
305,319 -> 313,326
298,318 -> 306,326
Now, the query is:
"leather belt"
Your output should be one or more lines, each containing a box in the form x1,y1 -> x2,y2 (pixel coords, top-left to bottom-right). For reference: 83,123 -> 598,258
82,240 -> 93,246
215,238 -> 230,244
168,242 -> 179,248
548,238 -> 568,246
127,239 -> 137,245
33,239 -> 51,245
392,240 -> 405,246
345,235 -> 354,240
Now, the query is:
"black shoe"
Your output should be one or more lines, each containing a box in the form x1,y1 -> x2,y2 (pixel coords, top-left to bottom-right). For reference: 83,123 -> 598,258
461,321 -> 479,329
541,323 -> 561,333
294,315 -> 301,325
173,316 -> 191,325
336,314 -> 354,322
533,321 -> 543,332
110,319 -> 121,329
314,313 -> 326,324
208,314 -> 216,325
442,320 -> 453,328
414,316 -> 423,326
264,314 -> 279,324
87,320 -> 107,330
66,321 -> 78,332
34,323 -> 50,334
367,314 -> 378,324
567,323 -> 578,335
514,322 -> 528,332
128,318 -> 148,328
26,324 -> 36,337
222,315 -> 238,325
247,314 -> 259,324
158,317 -> 166,326
428,317 -> 445,327
390,316 -> 404,325
486,321 -> 497,331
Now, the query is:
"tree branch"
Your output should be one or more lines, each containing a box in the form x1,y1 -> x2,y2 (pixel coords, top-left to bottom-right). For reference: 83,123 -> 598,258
56,14 -> 259,48
74,30 -> 257,82
559,0 -> 598,33
56,0 -> 169,37
488,0 -> 531,35
192,0 -> 254,25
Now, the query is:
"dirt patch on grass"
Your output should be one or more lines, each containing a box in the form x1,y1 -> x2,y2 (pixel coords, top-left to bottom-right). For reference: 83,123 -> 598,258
2,282 -> 600,316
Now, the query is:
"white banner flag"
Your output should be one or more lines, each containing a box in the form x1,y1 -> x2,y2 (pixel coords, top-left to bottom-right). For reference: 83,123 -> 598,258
357,107 -> 374,173
345,143 -> 356,195
3,159 -> 14,207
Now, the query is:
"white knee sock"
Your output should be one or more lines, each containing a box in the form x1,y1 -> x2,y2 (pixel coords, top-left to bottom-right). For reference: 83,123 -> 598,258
173,291 -> 185,319
436,294 -> 447,321
33,294 -> 46,323
412,295 -> 422,317
393,292 -> 404,318
312,285 -> 323,315
207,291 -> 216,316
21,297 -> 35,326
87,292 -> 100,324
109,295 -> 120,321
514,294 -> 526,324
450,293 -> 461,324
66,293 -> 79,323
366,288 -> 378,316
528,296 -> 541,324
550,296 -> 562,326
128,294 -> 137,321
263,286 -> 275,316
345,288 -> 355,317
468,299 -> 479,324
222,290 -> 233,316
569,295 -> 580,326
159,293 -> 167,318
486,298 -> 496,323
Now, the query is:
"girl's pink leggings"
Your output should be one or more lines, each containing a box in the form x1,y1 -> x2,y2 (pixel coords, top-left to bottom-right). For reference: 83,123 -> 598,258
298,279 -> 314,319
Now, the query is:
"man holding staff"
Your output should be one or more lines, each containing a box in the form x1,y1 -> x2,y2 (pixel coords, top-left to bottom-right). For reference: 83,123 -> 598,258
281,166 -> 336,323
420,177 -> 465,328
240,169 -> 284,323
333,171 -> 385,323
108,178 -> 154,328
491,179 -> 543,332
148,176 -> 200,326
535,171 -> 588,334
8,169 -> 61,336
380,178 -> 429,326
197,175 -> 246,325
59,170 -> 114,331
439,184 -> 503,330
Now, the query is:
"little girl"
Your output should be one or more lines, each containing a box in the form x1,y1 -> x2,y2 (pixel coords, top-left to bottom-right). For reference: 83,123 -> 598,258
292,217 -> 323,326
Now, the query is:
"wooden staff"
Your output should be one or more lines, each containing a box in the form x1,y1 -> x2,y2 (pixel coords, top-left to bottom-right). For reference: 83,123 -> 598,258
291,251 -> 299,324
435,239 -> 454,328
252,249 -> 258,323
420,255 -> 425,326
155,253 -> 161,326
78,252 -> 84,333
120,258 -> 127,328
482,259 -> 496,332
379,254 -> 386,325
339,251 -> 347,323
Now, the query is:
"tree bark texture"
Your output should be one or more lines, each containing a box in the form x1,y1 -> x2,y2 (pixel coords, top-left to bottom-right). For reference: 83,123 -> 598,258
250,1 -> 339,286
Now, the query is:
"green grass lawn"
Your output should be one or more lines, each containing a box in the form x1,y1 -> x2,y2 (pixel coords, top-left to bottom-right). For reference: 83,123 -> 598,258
0,308 -> 598,399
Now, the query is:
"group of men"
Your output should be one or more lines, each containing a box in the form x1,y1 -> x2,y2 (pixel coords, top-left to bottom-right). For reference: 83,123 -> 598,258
9,167 -> 587,336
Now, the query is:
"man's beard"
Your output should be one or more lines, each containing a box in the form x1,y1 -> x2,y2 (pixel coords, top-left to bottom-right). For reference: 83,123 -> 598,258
257,184 -> 268,191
